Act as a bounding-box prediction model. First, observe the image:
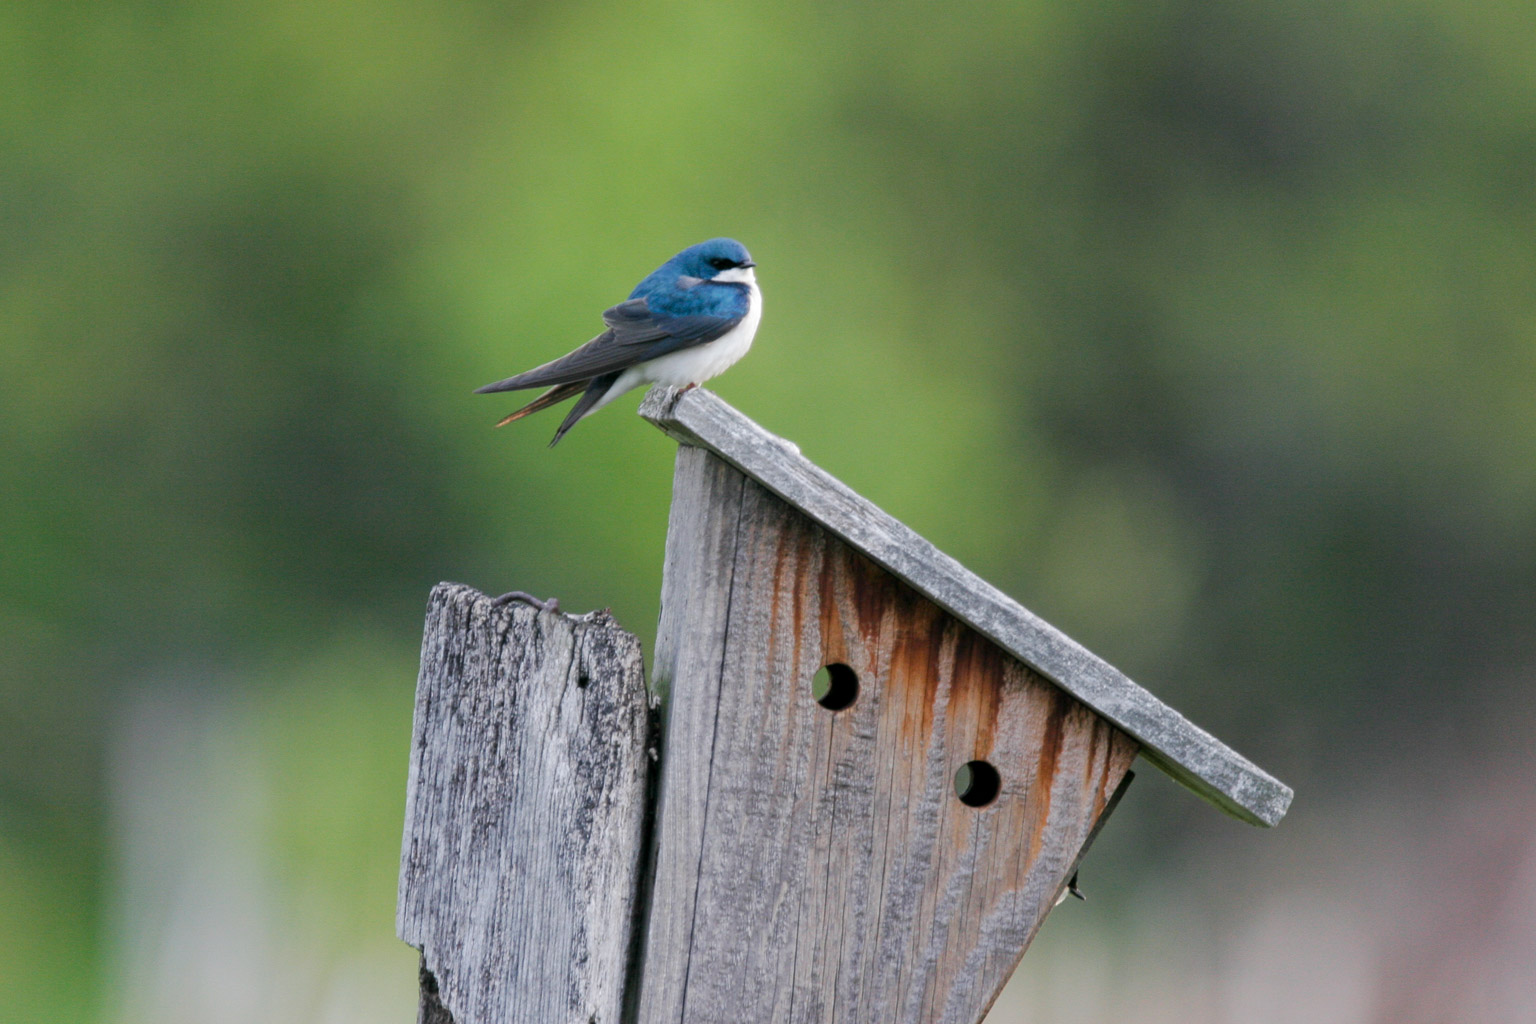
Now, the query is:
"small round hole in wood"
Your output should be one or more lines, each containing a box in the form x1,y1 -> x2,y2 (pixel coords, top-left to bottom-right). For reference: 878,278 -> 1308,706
953,760 -> 1001,807
811,663 -> 858,711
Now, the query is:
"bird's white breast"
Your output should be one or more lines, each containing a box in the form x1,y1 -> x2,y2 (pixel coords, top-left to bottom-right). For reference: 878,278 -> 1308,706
637,280 -> 762,388
581,277 -> 761,422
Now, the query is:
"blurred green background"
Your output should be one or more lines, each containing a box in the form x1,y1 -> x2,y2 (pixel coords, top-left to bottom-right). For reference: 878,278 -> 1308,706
4,0 -> 1534,1020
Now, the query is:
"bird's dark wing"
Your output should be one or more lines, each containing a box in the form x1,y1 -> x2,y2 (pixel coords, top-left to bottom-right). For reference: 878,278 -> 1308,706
474,297 -> 742,394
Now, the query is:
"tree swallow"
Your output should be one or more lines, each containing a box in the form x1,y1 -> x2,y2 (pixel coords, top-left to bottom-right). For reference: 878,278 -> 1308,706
476,237 -> 762,445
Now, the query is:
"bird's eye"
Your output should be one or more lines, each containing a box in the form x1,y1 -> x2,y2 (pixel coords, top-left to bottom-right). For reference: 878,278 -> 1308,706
709,257 -> 735,270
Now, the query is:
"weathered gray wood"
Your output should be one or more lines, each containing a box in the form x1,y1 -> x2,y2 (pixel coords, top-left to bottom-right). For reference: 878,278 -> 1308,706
398,583 -> 651,1024
643,444 -> 749,1024
638,451 -> 1139,1024
639,386 -> 1291,827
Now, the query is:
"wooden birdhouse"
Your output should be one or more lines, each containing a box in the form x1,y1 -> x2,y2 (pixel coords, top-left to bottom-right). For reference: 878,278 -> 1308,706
397,386 -> 1291,1024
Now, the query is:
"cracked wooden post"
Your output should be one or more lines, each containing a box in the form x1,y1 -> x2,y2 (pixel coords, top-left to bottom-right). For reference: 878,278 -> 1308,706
397,584 -> 651,1024
396,387 -> 1291,1024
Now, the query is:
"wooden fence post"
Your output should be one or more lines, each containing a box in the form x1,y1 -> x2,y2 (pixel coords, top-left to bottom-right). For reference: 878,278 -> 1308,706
397,583 -> 652,1024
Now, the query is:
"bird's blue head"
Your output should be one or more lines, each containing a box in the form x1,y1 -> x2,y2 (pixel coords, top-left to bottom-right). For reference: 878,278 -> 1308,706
632,237 -> 756,299
674,237 -> 755,280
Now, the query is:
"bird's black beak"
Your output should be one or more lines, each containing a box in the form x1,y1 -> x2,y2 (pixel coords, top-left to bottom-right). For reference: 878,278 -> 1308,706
740,259 -> 756,268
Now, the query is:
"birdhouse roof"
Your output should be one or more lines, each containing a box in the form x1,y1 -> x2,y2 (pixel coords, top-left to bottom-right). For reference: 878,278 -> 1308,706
640,386 -> 1292,827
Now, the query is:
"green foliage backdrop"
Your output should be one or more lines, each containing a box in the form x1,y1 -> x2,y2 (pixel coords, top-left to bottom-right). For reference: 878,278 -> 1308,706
3,1 -> 1533,1019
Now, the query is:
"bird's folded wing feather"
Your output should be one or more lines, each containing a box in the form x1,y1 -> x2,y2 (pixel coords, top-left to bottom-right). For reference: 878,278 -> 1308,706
474,298 -> 742,393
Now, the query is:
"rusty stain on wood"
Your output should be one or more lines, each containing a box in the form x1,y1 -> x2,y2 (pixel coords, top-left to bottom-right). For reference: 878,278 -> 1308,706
639,448 -> 1139,1024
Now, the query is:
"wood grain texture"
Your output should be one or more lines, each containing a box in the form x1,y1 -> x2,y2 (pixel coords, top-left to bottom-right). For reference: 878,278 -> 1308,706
639,451 -> 1140,1024
398,582 -> 651,1024
643,444 -> 749,1022
639,386 -> 1290,827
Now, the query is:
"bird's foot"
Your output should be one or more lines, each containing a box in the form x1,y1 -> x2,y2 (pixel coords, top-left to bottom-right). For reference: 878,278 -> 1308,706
679,382 -> 698,393
491,590 -> 561,614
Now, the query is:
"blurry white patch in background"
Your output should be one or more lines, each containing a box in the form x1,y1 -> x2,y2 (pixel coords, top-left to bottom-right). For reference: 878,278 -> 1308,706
1217,896 -> 1373,1024
105,687 -> 414,1024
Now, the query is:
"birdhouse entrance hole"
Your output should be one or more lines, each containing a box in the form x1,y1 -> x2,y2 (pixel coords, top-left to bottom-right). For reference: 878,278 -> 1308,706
811,662 -> 859,710
953,760 -> 1002,807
